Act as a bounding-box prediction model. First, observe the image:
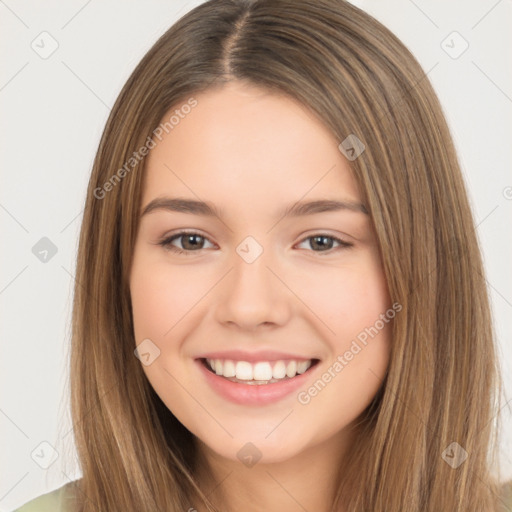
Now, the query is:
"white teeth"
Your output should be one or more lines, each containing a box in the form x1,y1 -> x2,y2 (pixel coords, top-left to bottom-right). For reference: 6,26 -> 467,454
272,361 -> 286,379
297,360 -> 312,374
235,361 -> 253,380
253,362 -> 273,380
286,360 -> 297,378
223,359 -> 236,378
205,358 -> 314,382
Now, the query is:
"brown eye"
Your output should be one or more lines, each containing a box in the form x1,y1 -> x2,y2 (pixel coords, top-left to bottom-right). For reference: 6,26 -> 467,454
158,231 -> 215,254
157,231 -> 352,256
296,234 -> 353,253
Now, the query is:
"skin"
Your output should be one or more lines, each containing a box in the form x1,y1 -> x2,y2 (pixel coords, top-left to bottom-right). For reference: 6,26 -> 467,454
129,81 -> 392,512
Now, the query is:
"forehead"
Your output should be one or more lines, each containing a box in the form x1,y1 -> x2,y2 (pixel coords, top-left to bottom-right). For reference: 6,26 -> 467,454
142,82 -> 361,211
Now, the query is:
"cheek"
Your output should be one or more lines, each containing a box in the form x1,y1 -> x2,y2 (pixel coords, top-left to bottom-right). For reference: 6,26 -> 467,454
297,256 -> 391,342
130,272 -> 172,343
295,265 -> 392,433
129,254 -> 200,408
130,254 -> 207,342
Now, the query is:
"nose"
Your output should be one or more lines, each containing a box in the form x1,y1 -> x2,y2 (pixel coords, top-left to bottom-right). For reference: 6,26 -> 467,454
214,245 -> 292,331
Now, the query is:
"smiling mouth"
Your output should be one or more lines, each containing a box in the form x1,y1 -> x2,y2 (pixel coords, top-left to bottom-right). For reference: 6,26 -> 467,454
199,357 -> 320,385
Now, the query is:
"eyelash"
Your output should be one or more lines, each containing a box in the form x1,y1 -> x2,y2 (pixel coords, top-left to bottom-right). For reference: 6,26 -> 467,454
157,230 -> 353,256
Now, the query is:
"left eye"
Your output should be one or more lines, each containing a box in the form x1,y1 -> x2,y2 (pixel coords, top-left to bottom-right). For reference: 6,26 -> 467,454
295,234 -> 353,253
158,231 -> 352,255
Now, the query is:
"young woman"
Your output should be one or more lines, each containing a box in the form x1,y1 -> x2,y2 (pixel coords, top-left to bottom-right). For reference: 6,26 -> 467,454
15,0 -> 511,510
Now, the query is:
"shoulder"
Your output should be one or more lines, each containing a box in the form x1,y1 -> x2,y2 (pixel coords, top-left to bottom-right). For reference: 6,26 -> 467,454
13,480 -> 79,512
501,480 -> 512,511
12,478 -> 512,510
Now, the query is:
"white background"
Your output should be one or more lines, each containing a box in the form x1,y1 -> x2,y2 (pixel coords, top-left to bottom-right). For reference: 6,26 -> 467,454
1,0 -> 511,509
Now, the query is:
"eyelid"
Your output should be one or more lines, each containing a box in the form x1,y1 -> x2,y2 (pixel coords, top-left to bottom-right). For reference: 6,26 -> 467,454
157,229 -> 216,252
294,233 -> 353,253
157,229 -> 354,255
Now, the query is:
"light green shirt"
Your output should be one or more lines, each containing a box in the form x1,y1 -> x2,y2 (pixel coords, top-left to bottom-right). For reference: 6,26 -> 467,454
14,479 -> 512,511
13,482 -> 75,512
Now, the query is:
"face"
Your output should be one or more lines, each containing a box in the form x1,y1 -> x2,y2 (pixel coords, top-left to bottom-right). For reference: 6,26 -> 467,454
129,81 -> 393,465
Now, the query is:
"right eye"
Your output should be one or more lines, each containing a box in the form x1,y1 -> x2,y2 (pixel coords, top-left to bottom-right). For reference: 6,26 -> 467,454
158,231 -> 216,255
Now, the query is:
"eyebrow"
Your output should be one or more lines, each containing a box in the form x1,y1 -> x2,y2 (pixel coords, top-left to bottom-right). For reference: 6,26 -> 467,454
140,197 -> 368,219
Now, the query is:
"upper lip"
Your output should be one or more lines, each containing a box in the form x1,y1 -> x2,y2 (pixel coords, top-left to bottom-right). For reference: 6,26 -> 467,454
196,350 -> 318,363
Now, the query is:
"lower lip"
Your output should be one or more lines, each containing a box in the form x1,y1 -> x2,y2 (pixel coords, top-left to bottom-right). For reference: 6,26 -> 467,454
195,359 -> 318,406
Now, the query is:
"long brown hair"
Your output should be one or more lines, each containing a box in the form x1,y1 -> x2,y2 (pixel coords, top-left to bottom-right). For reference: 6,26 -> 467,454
70,0 -> 504,510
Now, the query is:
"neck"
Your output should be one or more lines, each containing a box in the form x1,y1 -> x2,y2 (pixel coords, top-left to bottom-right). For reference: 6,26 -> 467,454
191,428 -> 357,512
